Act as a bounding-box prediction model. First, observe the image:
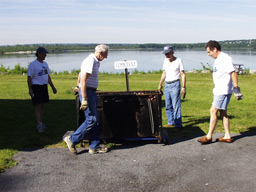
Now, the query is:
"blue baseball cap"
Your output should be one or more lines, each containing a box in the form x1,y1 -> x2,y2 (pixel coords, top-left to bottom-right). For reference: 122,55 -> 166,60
36,47 -> 49,54
162,45 -> 173,54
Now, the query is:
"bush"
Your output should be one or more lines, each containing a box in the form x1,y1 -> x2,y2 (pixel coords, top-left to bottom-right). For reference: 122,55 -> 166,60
71,69 -> 80,75
63,70 -> 69,75
132,69 -> 139,74
6,64 -> 28,74
200,62 -> 212,71
0,64 -> 8,73
152,70 -> 163,74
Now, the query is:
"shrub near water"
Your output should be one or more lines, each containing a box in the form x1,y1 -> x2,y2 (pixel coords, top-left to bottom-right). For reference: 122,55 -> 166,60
0,64 -> 28,74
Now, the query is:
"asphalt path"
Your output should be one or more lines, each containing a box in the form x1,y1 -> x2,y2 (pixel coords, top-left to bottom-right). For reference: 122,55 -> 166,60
0,132 -> 256,192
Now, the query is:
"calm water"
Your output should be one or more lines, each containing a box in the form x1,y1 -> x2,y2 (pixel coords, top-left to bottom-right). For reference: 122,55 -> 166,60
0,50 -> 255,73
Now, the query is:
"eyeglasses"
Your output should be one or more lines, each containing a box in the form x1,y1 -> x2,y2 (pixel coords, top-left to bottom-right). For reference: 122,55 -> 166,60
101,52 -> 108,58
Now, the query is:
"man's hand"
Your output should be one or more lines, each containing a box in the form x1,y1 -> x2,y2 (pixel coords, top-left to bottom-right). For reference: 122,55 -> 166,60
73,86 -> 79,95
233,87 -> 243,100
29,89 -> 34,97
80,97 -> 88,111
158,85 -> 163,95
52,87 -> 57,94
181,87 -> 186,99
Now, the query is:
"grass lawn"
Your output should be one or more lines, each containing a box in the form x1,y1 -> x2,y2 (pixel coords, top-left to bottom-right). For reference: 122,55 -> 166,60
0,73 -> 256,172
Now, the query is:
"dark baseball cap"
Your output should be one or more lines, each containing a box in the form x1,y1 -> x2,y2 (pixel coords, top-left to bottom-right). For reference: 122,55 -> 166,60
162,45 -> 173,54
36,47 -> 49,54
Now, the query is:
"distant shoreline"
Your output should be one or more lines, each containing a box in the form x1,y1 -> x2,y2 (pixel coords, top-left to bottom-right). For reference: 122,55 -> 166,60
1,47 -> 254,56
1,39 -> 255,55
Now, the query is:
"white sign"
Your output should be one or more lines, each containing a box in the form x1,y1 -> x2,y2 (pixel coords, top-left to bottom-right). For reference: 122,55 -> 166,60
114,60 -> 137,69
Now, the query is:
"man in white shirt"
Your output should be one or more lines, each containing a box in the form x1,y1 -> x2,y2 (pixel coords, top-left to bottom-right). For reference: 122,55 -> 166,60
63,44 -> 109,154
158,46 -> 186,129
198,40 -> 243,144
27,47 -> 57,132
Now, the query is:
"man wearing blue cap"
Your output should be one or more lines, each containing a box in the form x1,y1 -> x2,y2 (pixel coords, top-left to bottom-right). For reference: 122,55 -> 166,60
158,46 -> 186,129
27,47 -> 57,132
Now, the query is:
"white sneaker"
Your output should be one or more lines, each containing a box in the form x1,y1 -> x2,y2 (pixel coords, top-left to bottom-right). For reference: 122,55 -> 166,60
41,123 -> 47,129
89,147 -> 108,154
37,123 -> 44,133
63,136 -> 77,154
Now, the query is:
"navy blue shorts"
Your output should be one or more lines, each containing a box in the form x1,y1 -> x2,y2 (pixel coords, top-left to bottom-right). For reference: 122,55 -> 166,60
31,84 -> 49,105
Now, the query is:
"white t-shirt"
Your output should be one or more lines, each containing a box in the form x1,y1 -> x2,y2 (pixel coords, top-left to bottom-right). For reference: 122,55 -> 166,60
163,57 -> 184,82
80,53 -> 100,89
27,59 -> 50,85
212,52 -> 235,95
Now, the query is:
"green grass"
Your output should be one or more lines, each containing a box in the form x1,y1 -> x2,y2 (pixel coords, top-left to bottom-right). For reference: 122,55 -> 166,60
0,73 -> 256,172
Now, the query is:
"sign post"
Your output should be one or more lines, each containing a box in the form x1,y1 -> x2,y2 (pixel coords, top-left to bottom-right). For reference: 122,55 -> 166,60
125,68 -> 129,91
114,60 -> 138,91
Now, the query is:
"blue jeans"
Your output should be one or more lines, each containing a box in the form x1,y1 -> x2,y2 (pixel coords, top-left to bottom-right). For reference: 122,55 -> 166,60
70,89 -> 100,149
164,81 -> 183,127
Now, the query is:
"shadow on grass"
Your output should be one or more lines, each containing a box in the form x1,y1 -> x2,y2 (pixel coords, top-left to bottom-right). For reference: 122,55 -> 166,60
165,114 -> 236,144
0,99 -> 77,151
232,127 -> 256,142
163,116 -> 208,145
103,115 -> 209,150
165,115 -> 255,145
1,99 -> 254,152
0,98 -> 182,152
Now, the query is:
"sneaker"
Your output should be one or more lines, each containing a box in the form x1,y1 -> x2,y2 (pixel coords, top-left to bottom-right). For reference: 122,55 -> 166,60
63,136 -> 77,154
37,123 -> 44,133
41,122 -> 47,129
89,147 -> 108,154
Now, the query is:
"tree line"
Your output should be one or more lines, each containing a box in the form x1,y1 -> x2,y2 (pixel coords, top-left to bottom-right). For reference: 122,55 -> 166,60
0,39 -> 255,54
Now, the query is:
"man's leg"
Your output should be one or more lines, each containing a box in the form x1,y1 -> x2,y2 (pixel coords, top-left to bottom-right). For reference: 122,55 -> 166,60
87,92 -> 108,153
219,110 -> 231,139
170,81 -> 182,127
164,85 -> 175,125
206,105 -> 218,140
87,91 -> 100,150
70,89 -> 98,145
35,103 -> 44,125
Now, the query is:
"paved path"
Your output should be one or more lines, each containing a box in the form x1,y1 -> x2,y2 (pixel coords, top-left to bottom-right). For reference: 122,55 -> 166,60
0,132 -> 256,192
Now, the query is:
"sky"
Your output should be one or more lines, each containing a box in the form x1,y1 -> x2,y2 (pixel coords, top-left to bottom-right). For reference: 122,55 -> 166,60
0,0 -> 256,45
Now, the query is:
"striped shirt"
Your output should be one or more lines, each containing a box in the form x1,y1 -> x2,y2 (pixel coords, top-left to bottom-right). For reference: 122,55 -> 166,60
80,53 -> 100,89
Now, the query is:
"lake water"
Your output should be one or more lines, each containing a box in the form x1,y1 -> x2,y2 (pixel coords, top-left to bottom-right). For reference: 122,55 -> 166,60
0,49 -> 255,73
